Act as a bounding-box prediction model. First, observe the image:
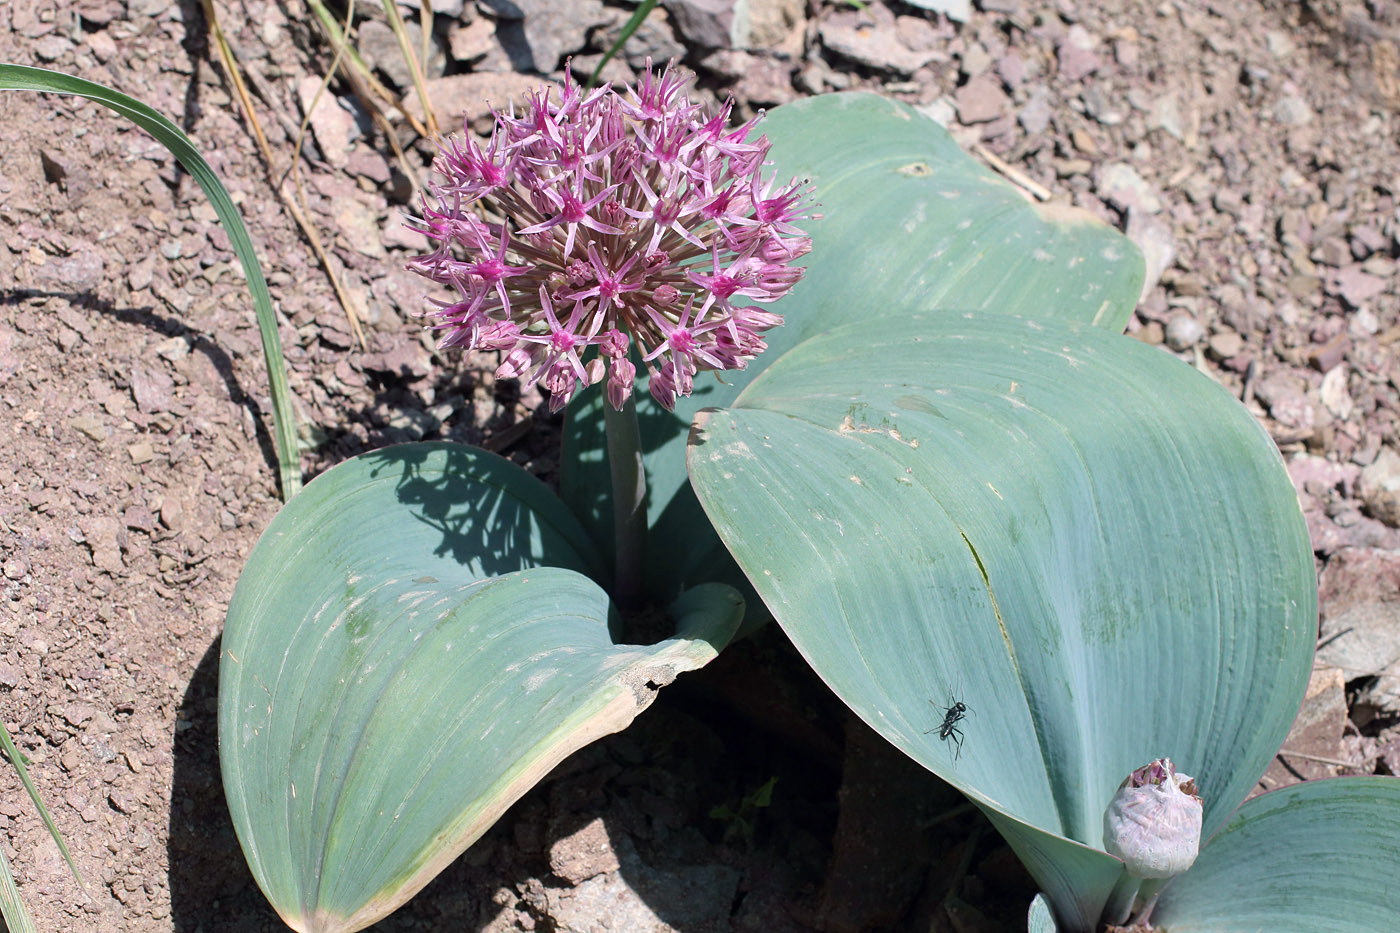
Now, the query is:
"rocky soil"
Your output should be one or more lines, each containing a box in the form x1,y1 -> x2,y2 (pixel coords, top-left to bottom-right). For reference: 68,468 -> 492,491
1,0 -> 1398,930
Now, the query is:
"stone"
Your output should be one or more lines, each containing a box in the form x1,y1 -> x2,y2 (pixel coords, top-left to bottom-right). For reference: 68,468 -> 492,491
1256,371 -> 1314,430
664,0 -> 735,49
954,75 -> 1009,124
396,0 -> 464,16
1164,314 -> 1204,350
1097,162 -> 1161,214
903,0 -> 972,21
1331,265 -> 1387,307
1274,95 -> 1313,126
1018,87 -> 1052,134
1149,93 -> 1184,142
1207,328 -> 1244,360
1316,547 -> 1400,714
1360,447 -> 1400,527
1319,365 -> 1354,421
549,817 -> 620,885
1057,25 -> 1100,81
413,73 -> 550,129
298,77 -> 356,165
1258,666 -> 1350,790
334,200 -> 388,260
1125,207 -> 1176,303
537,837 -> 739,933
818,4 -> 944,75
480,0 -> 611,72
448,17 -> 497,64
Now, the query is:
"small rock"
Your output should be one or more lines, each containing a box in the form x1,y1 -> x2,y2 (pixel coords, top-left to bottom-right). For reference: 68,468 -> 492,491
954,75 -> 1009,124
68,416 -> 105,442
818,4 -> 944,75
1274,95 -> 1313,126
1256,371 -> 1314,430
1057,25 -> 1100,81
1125,207 -> 1176,302
33,36 -> 72,62
2,558 -> 27,581
959,40 -> 992,77
448,17 -> 497,64
80,516 -> 124,574
1319,365 -> 1354,421
128,441 -> 155,465
664,0 -> 735,49
1149,94 -> 1184,141
549,818 -> 620,886
1018,88 -> 1052,134
1360,447 -> 1400,528
1097,162 -> 1161,214
415,73 -> 550,130
904,0 -> 971,21
334,200 -> 388,260
85,29 -> 117,62
480,0 -> 610,72
1164,314 -> 1204,350
1316,547 -> 1400,714
298,78 -> 357,165
396,0 -> 464,15
1265,30 -> 1296,59
1331,265 -> 1387,308
130,367 -> 175,414
1207,328 -> 1244,360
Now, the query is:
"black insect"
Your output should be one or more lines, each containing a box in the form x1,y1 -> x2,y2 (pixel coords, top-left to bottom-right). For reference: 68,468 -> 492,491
926,693 -> 972,759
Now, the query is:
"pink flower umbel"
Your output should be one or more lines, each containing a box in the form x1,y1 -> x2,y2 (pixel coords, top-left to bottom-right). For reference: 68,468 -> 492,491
408,62 -> 814,412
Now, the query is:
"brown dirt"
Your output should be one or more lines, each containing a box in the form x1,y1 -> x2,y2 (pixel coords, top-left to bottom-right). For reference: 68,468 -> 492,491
1,0 -> 1397,930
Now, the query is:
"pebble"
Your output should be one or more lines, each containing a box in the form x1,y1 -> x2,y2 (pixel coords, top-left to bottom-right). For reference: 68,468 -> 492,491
954,76 -> 1010,124
480,0 -> 610,72
33,36 -> 72,62
1331,266 -> 1387,308
1125,207 -> 1176,301
2,558 -> 28,581
904,0 -> 971,21
1018,88 -> 1052,134
1274,96 -> 1313,126
1207,328 -> 1244,360
1164,314 -> 1204,350
1361,447 -> 1400,528
297,78 -> 356,166
818,5 -> 943,75
1320,365 -> 1354,421
1057,26 -> 1100,81
1097,162 -> 1162,214
128,441 -> 155,465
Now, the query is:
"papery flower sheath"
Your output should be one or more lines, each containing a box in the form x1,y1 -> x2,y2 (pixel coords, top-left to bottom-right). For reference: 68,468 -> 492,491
407,61 -> 814,412
1102,758 -> 1203,879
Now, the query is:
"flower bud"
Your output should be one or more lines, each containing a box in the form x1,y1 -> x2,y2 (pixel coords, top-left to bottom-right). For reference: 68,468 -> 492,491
1102,758 -> 1202,879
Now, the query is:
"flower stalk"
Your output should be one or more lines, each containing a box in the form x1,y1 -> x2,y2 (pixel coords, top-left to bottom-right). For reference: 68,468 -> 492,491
604,393 -> 647,609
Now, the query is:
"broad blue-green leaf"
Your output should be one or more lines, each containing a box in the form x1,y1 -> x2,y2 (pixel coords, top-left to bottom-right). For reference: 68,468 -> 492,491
1028,893 -> 1059,933
686,312 -> 1315,927
220,443 -> 743,932
1152,777 -> 1400,931
561,91 -> 1144,613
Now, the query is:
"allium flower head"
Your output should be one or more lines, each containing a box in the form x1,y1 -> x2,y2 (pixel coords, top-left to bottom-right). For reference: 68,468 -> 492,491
407,61 -> 814,412
1102,758 -> 1203,879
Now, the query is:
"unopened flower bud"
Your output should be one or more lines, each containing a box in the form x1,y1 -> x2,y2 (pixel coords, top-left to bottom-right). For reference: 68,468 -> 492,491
1103,758 -> 1202,879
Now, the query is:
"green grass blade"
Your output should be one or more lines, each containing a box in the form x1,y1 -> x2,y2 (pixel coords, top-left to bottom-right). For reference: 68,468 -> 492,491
588,0 -> 658,88
0,722 -> 83,895
0,63 -> 303,498
0,837 -> 39,933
